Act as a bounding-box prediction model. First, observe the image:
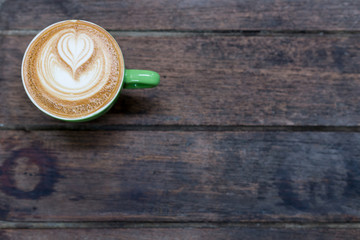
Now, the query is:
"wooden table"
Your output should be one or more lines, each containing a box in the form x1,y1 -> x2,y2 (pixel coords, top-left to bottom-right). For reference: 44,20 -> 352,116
1,0 -> 360,239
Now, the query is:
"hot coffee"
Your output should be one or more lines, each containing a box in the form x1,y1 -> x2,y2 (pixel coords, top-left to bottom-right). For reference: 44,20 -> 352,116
22,20 -> 124,119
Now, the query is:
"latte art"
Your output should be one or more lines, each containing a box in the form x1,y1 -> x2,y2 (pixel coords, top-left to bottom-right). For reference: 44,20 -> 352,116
38,29 -> 107,101
58,32 -> 94,74
22,20 -> 124,119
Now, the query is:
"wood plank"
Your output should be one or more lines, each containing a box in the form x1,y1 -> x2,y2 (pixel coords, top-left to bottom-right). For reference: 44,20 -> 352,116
1,227 -> 359,240
1,34 -> 360,126
0,130 -> 360,221
1,0 -> 360,31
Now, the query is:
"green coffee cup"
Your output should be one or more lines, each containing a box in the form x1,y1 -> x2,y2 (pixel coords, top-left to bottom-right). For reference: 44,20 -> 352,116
22,20 -> 159,122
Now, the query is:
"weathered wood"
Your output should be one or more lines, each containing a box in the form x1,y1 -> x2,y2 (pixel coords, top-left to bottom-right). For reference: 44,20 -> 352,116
1,227 -> 359,240
0,0 -> 360,31
1,34 -> 360,127
1,0 -> 358,236
0,130 -> 360,221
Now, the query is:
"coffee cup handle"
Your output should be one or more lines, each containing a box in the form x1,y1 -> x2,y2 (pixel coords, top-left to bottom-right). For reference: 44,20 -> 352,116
123,69 -> 160,89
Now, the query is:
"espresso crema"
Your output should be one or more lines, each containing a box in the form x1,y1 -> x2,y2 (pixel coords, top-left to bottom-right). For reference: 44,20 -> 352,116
22,20 -> 124,119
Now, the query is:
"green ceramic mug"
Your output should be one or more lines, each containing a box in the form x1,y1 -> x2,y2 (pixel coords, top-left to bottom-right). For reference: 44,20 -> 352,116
22,20 -> 159,122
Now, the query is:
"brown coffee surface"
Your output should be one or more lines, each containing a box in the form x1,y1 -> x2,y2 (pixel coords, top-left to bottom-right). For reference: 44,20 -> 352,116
22,20 -> 124,119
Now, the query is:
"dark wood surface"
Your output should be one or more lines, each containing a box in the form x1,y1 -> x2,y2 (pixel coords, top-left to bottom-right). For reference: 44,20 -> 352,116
2,34 -> 360,127
0,0 -> 359,239
1,227 -> 360,240
1,0 -> 360,31
1,131 -> 360,222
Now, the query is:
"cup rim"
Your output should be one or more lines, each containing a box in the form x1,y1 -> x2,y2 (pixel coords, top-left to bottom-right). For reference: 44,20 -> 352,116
21,19 -> 125,121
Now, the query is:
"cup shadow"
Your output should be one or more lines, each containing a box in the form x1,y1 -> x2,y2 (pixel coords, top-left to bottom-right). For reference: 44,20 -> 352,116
108,92 -> 156,115
50,92 -> 157,152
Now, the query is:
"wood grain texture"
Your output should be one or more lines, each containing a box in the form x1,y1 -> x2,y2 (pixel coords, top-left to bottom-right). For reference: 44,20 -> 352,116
0,0 -> 358,237
1,0 -> 360,31
1,34 -> 360,126
1,227 -> 360,240
0,130 -> 360,221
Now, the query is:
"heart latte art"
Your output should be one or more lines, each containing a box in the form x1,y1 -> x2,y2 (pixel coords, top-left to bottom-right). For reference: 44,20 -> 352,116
58,32 -> 94,75
22,20 -> 124,119
39,30 -> 104,100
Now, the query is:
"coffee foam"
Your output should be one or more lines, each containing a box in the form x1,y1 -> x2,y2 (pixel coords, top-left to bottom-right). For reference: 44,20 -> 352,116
22,20 -> 124,119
